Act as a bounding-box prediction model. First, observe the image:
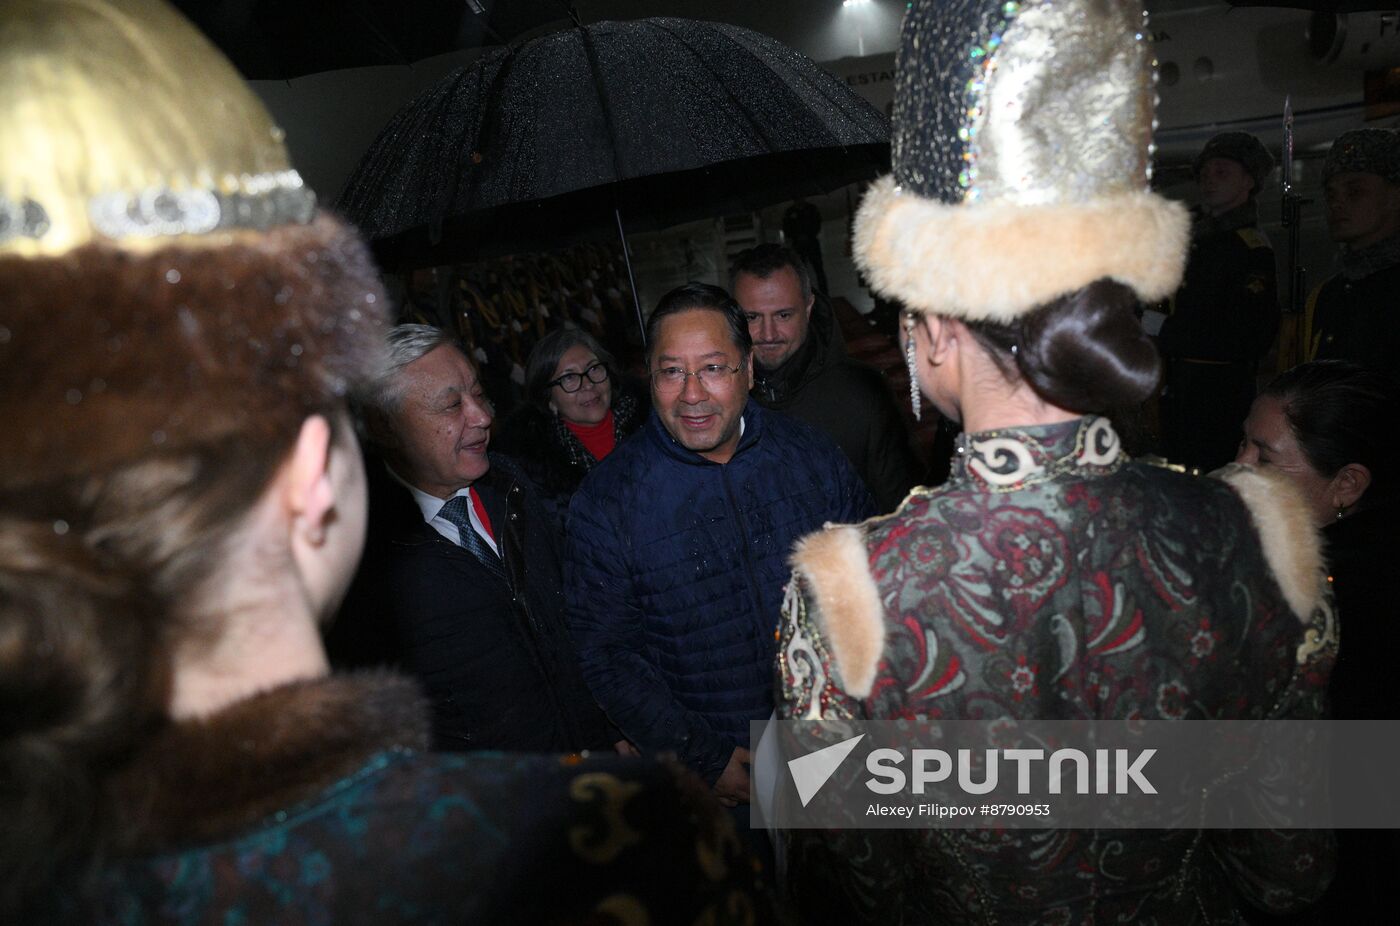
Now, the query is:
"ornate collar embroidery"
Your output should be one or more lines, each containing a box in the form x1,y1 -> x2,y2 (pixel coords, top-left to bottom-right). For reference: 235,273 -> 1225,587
950,416 -> 1123,492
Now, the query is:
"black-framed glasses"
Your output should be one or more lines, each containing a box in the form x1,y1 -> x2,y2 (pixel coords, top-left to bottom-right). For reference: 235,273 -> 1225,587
548,361 -> 608,393
650,363 -> 741,394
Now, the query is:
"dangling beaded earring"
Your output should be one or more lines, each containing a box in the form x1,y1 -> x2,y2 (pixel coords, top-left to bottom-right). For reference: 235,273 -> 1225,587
903,313 -> 921,422
1335,503 -> 1346,522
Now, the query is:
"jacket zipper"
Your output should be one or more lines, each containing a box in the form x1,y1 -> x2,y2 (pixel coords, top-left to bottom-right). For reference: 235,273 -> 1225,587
720,466 -> 767,624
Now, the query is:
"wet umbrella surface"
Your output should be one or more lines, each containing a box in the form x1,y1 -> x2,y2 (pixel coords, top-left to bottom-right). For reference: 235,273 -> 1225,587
337,17 -> 889,269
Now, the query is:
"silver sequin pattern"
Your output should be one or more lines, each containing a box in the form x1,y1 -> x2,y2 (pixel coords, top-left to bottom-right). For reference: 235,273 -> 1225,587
894,0 -> 1154,206
0,169 -> 315,246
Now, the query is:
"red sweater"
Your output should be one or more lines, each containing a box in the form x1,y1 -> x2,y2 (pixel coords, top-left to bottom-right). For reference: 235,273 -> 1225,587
564,409 -> 616,461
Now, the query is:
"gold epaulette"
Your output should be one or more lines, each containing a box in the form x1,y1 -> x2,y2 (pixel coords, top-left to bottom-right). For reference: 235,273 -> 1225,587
1236,227 -> 1271,250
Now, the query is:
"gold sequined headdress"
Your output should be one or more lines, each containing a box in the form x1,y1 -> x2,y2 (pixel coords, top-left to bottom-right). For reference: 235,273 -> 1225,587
0,0 -> 388,489
0,0 -> 314,257
854,0 -> 1189,322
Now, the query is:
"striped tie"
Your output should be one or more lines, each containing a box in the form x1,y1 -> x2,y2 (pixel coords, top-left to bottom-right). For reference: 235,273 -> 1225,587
439,494 -> 507,583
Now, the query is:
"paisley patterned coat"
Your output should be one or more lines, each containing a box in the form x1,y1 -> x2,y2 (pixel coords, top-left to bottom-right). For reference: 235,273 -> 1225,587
777,417 -> 1337,925
51,672 -> 775,925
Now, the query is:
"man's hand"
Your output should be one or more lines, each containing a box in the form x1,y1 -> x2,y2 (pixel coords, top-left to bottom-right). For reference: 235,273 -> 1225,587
713,746 -> 752,807
613,739 -> 640,756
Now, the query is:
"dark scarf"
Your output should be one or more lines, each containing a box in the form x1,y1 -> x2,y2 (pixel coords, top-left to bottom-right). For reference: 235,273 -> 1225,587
107,672 -> 430,852
1339,232 -> 1400,280
549,390 -> 639,470
1192,200 -> 1258,237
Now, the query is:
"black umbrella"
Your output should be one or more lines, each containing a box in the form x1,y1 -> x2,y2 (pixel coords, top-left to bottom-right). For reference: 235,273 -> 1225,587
336,16 -> 889,335
171,0 -> 575,79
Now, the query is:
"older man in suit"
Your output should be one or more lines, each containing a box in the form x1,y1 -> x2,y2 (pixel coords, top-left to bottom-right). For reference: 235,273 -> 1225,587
329,324 -> 621,755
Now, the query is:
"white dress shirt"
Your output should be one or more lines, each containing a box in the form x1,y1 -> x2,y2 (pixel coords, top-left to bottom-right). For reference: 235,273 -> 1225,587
385,464 -> 500,556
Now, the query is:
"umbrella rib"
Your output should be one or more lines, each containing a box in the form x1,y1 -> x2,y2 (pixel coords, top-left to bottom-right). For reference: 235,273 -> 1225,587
646,20 -> 796,154
657,19 -> 884,152
442,60 -> 511,225
576,25 -> 628,186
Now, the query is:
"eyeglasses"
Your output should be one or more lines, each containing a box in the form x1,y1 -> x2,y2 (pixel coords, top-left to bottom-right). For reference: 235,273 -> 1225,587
549,361 -> 608,393
650,364 -> 741,393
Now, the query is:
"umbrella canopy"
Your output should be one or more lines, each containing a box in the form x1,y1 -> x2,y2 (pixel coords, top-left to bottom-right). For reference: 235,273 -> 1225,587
336,17 -> 889,268
171,0 -> 575,79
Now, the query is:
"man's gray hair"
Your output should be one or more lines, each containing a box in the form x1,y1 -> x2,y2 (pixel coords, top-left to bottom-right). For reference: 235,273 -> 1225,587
361,323 -> 463,451
373,324 -> 458,413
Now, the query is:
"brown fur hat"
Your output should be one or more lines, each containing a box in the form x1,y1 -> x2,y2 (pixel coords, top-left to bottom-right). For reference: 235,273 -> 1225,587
0,213 -> 389,494
0,0 -> 391,495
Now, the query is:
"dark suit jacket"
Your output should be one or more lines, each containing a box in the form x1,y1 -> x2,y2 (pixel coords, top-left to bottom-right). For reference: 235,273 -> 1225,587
328,453 -> 614,752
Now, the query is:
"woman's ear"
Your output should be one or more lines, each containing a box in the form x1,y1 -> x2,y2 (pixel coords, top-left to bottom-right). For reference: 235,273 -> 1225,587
919,315 -> 953,366
1331,462 -> 1373,512
284,415 -> 335,546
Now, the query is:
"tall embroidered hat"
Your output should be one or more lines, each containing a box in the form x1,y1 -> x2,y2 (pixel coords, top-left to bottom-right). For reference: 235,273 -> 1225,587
854,0 -> 1190,322
0,0 -> 388,489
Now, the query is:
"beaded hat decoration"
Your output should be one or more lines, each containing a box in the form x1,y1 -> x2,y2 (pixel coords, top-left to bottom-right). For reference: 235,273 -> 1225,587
0,0 -> 315,258
1322,128 -> 1400,186
854,0 -> 1190,322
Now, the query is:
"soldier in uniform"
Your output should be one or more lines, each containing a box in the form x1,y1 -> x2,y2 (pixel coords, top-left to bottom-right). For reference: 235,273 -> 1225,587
1158,132 -> 1278,471
1306,128 -> 1400,371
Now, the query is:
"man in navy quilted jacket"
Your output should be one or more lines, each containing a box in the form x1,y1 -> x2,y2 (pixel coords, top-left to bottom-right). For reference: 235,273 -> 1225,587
566,283 -> 874,809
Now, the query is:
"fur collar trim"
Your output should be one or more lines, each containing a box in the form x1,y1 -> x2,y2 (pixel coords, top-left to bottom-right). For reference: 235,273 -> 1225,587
1212,464 -> 1326,623
109,672 -> 429,852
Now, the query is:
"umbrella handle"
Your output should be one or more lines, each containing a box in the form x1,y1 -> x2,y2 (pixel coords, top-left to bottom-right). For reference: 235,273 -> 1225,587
614,207 -> 646,345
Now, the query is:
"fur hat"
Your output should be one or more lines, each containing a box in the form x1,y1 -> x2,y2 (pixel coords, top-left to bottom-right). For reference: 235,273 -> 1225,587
0,0 -> 389,490
1323,128 -> 1400,186
853,0 -> 1189,323
1194,132 -> 1274,196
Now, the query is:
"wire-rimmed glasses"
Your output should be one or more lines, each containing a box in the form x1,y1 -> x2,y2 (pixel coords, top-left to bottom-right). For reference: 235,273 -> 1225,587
649,363 -> 741,394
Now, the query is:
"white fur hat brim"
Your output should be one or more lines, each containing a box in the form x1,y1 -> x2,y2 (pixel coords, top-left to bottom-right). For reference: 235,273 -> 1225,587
853,175 -> 1191,323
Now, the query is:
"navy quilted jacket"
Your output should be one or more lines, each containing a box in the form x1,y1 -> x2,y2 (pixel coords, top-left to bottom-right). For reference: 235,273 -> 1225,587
566,401 -> 874,783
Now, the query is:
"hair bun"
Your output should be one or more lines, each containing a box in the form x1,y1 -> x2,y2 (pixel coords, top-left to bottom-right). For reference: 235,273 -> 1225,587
1014,280 -> 1161,413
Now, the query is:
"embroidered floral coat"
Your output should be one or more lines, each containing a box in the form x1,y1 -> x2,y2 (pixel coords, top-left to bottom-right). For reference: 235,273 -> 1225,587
777,417 -> 1337,925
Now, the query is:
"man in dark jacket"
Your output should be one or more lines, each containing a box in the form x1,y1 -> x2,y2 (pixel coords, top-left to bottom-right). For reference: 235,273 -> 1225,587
1158,131 -> 1279,471
329,324 -> 619,755
732,244 -> 918,512
1306,127 -> 1400,371
566,284 -> 874,808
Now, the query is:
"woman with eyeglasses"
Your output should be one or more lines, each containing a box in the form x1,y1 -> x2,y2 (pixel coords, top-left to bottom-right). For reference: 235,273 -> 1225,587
496,328 -> 649,526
